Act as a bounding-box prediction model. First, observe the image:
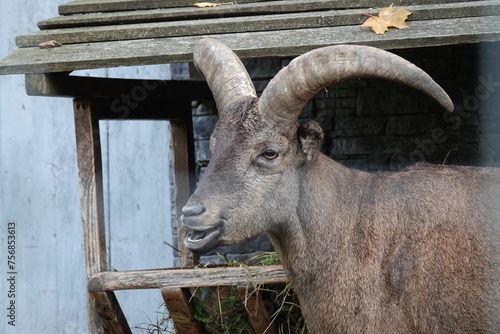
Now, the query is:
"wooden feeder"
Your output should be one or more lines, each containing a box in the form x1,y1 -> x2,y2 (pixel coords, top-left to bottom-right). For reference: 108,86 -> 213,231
1,0 -> 499,332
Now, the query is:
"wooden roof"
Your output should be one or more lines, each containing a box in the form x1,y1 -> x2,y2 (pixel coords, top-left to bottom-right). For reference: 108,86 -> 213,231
1,0 -> 499,75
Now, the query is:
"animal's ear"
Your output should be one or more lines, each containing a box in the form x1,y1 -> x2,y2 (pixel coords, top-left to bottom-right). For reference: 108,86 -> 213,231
298,121 -> 324,161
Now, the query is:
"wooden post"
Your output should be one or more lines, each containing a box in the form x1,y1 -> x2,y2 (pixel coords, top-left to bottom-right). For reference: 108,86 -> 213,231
162,288 -> 207,334
92,291 -> 132,334
170,110 -> 199,268
74,98 -> 131,334
238,286 -> 277,334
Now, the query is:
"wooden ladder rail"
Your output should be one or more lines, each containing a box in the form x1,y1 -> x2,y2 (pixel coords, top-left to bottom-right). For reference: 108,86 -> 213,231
73,95 -> 198,333
74,98 -> 131,333
88,265 -> 288,334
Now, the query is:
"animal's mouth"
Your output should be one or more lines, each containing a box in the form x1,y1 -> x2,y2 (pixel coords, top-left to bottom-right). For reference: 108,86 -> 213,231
184,221 -> 225,253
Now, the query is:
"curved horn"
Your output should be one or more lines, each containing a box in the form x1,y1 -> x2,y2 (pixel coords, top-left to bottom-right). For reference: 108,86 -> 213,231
258,45 -> 454,125
193,38 -> 257,116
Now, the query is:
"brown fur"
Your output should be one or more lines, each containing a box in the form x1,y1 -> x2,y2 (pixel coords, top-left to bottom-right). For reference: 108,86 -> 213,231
183,101 -> 500,333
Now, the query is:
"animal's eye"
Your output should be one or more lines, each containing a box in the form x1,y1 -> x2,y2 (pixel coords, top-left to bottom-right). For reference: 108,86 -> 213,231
262,149 -> 278,160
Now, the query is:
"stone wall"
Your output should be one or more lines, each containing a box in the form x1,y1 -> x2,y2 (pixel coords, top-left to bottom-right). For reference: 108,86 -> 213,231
172,41 -> 500,266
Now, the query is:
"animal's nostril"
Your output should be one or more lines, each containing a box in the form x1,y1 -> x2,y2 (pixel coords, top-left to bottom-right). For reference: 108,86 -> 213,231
182,204 -> 206,217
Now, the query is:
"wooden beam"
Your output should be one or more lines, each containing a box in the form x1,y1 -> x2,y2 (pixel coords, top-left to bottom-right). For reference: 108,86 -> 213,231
238,286 -> 277,334
91,98 -> 194,120
1,16 -> 499,75
39,0 -> 477,30
55,95 -> 200,121
161,288 -> 207,334
74,98 -> 132,334
59,0 -> 271,15
25,73 -> 212,100
18,2 -> 500,47
88,265 -> 289,292
170,112 -> 199,268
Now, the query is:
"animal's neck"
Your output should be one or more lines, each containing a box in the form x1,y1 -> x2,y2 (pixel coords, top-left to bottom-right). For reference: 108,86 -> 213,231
265,155 -> 373,331
267,153 -> 371,274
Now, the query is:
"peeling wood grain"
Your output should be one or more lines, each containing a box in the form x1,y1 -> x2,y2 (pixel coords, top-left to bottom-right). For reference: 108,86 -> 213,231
58,0 -> 268,15
40,0 -> 469,30
57,0 -> 486,15
74,98 -> 107,278
74,98 -> 132,333
59,0 -> 197,14
1,16 -> 499,75
22,8 -> 379,46
18,2 -> 500,47
88,265 -> 289,292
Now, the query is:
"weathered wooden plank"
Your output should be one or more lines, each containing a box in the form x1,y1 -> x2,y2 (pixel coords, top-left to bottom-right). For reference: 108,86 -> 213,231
1,16 -> 498,75
25,72 -> 212,100
59,0 -> 272,15
59,0 -> 196,14
171,116 -> 199,268
23,8 -> 374,46
39,0 -> 470,30
87,265 -> 289,292
74,98 -> 108,282
238,286 -> 277,334
17,2 -> 500,47
162,288 -> 207,334
74,98 -> 131,334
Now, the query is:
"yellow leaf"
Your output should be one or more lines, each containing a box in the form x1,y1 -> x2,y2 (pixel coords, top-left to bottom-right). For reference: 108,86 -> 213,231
360,4 -> 412,35
360,16 -> 389,35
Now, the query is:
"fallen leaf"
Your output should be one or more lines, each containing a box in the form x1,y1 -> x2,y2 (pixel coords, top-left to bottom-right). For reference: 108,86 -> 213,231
191,2 -> 233,7
39,40 -> 62,48
360,5 -> 412,35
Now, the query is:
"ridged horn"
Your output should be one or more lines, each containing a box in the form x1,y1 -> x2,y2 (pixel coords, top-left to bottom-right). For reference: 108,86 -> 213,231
258,45 -> 454,125
193,38 -> 257,116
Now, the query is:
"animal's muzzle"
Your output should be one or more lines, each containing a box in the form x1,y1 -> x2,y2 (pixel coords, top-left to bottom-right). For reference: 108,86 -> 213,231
181,204 -> 225,253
